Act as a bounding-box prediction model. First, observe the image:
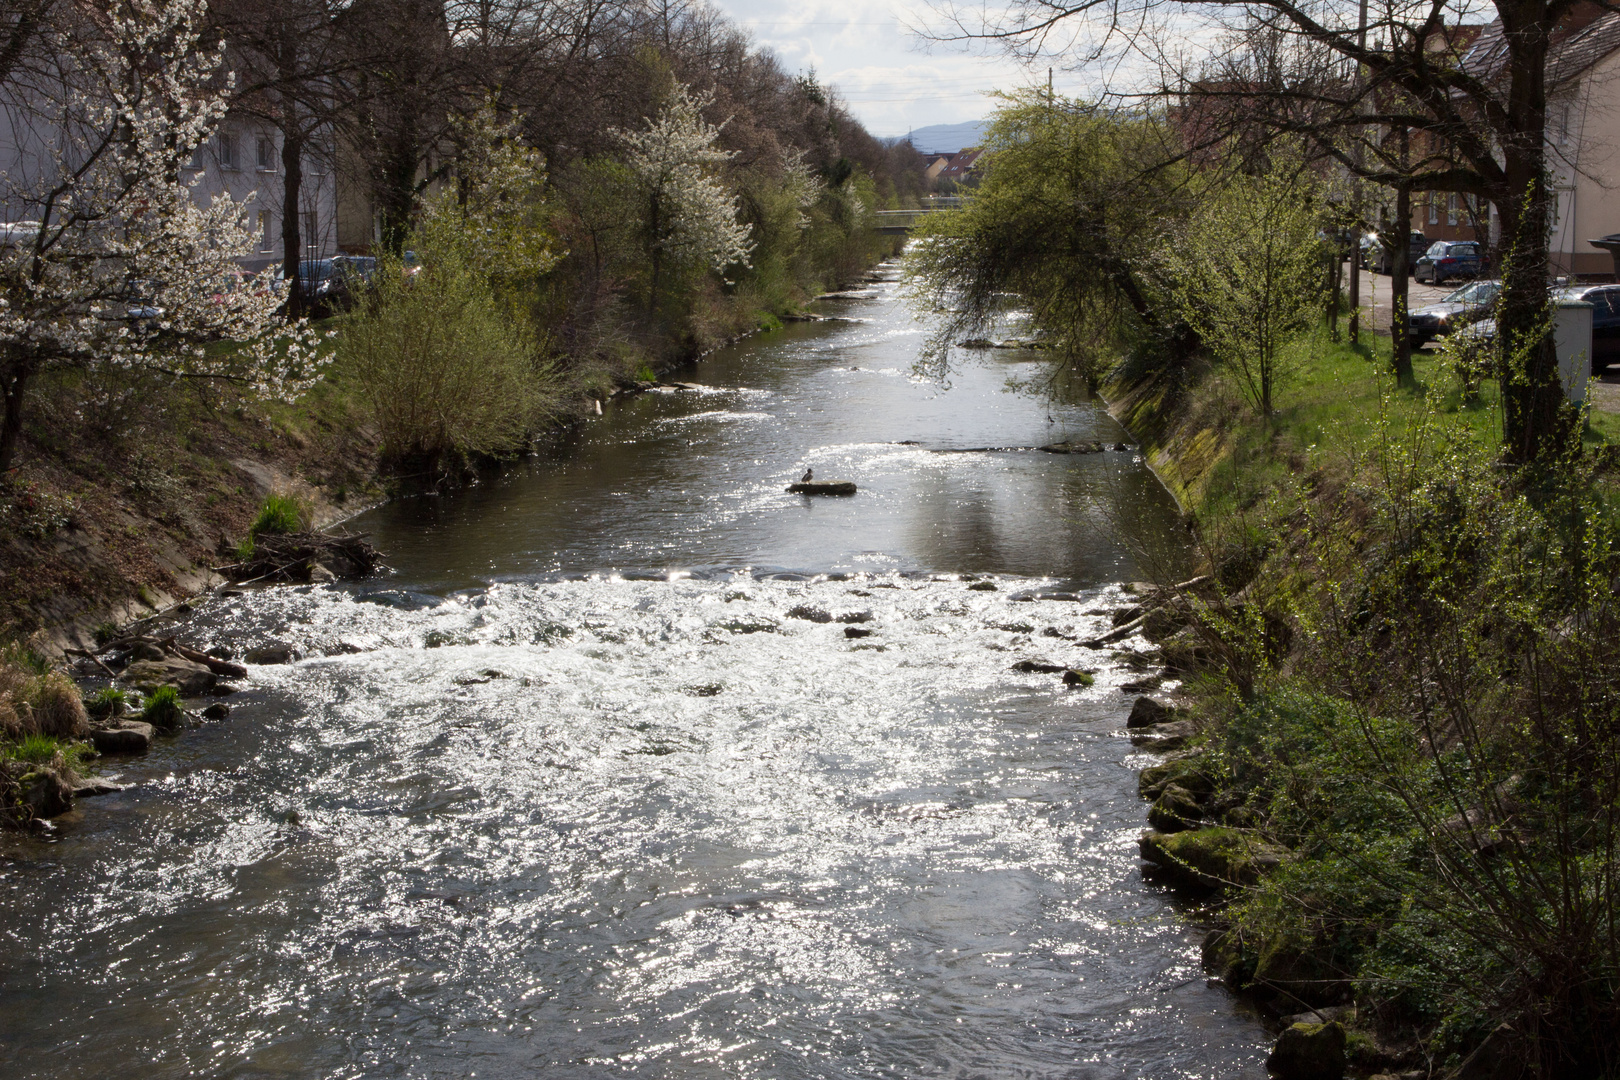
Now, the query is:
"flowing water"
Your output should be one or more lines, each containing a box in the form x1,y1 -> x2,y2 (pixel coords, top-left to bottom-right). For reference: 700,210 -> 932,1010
0,264 -> 1269,1078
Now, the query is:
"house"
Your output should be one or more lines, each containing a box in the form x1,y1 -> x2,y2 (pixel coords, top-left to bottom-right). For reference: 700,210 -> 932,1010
0,79 -> 336,275
189,115 -> 339,273
935,148 -> 984,185
1419,5 -> 1620,277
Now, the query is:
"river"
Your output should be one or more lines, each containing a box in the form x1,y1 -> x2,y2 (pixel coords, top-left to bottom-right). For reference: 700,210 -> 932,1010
0,261 -> 1269,1078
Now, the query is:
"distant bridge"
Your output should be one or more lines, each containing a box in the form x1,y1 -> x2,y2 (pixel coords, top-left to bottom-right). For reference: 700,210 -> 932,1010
874,197 -> 966,235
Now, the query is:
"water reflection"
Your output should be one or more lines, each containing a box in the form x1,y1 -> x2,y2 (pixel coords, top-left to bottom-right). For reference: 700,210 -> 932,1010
356,267 -> 1189,591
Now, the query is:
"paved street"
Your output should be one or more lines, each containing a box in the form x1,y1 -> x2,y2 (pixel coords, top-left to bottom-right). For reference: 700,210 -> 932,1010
1340,262 -> 1452,340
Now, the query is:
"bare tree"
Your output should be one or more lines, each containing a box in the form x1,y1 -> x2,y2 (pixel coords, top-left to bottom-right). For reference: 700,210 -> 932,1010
210,0 -> 359,315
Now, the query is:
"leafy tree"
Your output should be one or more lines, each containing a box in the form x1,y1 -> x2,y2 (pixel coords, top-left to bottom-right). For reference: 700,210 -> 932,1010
905,93 -> 1194,386
341,104 -> 561,472
615,81 -> 752,311
1160,164 -> 1326,417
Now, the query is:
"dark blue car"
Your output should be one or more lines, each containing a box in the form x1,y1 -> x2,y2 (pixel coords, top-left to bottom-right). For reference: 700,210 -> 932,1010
1414,241 -> 1485,284
1555,284 -> 1620,374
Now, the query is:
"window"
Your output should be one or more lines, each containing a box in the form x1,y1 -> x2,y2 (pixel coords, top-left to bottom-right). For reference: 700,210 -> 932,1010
1447,193 -> 1459,227
219,131 -> 238,170
256,136 -> 274,171
1428,198 -> 1439,225
258,211 -> 272,252
303,211 -> 318,252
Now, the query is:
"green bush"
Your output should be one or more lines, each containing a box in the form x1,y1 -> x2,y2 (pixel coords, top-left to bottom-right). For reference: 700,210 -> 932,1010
250,492 -> 309,536
139,686 -> 183,730
341,246 -> 559,473
85,686 -> 127,719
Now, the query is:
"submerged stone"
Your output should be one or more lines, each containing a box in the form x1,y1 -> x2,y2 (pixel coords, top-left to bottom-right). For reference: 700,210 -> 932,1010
90,720 -> 154,755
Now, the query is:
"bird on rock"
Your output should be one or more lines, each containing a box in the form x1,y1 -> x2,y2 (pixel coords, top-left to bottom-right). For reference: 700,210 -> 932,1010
801,467 -> 813,482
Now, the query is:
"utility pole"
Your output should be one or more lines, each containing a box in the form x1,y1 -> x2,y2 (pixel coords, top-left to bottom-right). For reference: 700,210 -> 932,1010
1348,0 -> 1368,344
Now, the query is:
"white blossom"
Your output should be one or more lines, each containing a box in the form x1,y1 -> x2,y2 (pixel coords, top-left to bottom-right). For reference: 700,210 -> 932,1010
0,0 -> 325,467
615,84 -> 753,281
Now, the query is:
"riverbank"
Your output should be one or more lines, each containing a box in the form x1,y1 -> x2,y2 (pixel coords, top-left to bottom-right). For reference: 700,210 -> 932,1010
1101,328 -> 1620,1077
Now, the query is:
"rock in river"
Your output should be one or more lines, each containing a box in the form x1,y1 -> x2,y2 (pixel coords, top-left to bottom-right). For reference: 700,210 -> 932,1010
1131,719 -> 1196,751
90,720 -> 154,755
21,768 -> 73,819
786,481 -> 857,495
1266,1021 -> 1346,1080
1127,694 -> 1182,729
120,657 -> 216,697
244,643 -> 298,665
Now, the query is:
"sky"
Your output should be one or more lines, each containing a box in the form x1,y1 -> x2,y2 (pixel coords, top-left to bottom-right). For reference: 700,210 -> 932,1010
710,0 -> 1062,140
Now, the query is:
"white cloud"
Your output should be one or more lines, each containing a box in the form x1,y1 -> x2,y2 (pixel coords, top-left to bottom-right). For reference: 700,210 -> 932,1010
714,0 -> 1049,137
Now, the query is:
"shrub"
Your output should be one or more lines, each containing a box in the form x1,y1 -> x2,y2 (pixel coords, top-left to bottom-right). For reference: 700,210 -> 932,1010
341,247 -> 559,473
250,492 -> 309,536
139,686 -> 183,730
93,621 -> 118,647
85,686 -> 128,719
0,650 -> 87,740
29,673 -> 88,739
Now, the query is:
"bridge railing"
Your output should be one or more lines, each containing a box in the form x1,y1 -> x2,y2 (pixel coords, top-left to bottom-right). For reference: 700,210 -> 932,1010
874,199 -> 969,232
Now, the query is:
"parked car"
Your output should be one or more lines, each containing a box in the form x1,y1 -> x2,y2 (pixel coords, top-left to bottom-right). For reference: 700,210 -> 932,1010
292,255 -> 378,314
1556,283 -> 1620,374
1362,231 -> 1430,274
1439,283 -> 1620,375
1408,279 -> 1500,350
1414,240 -> 1485,284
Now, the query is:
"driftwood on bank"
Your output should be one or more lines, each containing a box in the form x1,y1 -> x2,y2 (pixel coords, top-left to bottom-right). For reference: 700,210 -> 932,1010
1079,575 -> 1214,648
214,531 -> 382,584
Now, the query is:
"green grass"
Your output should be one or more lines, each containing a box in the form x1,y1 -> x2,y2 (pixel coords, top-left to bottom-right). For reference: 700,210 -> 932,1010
1196,326 -> 1619,523
250,492 -> 308,536
10,732 -> 60,765
139,685 -> 182,728
84,686 -> 127,719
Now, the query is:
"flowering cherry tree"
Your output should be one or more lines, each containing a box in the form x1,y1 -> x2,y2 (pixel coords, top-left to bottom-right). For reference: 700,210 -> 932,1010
0,0 -> 324,474
616,83 -> 753,305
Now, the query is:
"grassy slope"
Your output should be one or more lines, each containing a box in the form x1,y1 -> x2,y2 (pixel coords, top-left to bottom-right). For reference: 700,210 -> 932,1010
1110,327 -> 1620,519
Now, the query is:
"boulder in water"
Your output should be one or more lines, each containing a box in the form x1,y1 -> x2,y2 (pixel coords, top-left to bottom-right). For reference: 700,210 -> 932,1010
120,657 -> 216,697
1011,659 -> 1066,674
844,626 -> 873,639
244,643 -> 298,665
90,720 -> 154,754
1266,1022 -> 1346,1080
20,769 -> 73,819
1131,719 -> 1196,751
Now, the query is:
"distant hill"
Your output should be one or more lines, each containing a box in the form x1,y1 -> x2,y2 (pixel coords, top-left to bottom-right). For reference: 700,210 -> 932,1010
900,121 -> 988,155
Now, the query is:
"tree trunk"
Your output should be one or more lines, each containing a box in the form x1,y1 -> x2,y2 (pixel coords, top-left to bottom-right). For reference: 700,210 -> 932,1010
1496,0 -> 1569,463
281,105 -> 305,319
1329,233 -> 1343,342
1392,182 -> 1413,385
1348,225 -> 1361,344
0,365 -> 29,476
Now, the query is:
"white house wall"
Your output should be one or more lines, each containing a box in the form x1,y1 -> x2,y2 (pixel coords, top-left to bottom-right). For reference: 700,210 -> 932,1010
0,89 -> 335,274
1550,46 -> 1620,277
